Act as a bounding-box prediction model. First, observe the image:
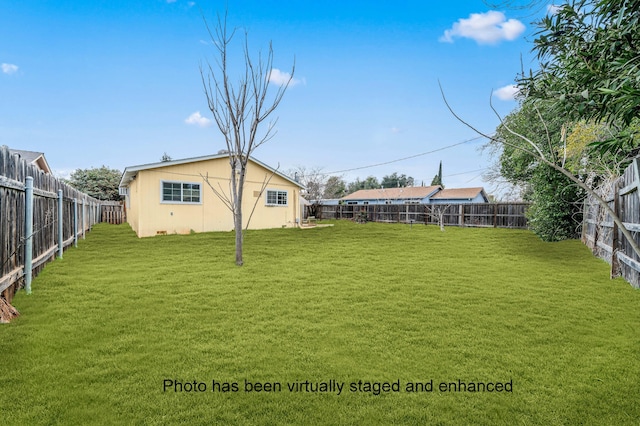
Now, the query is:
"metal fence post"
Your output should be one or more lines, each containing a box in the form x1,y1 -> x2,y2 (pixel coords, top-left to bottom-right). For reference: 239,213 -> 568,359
81,198 -> 86,239
58,189 -> 63,258
73,198 -> 78,248
24,176 -> 34,295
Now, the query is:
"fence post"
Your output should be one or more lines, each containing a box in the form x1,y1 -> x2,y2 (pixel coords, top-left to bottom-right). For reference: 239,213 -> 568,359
24,176 -> 34,295
611,181 -> 621,279
81,199 -> 86,239
458,204 -> 464,227
58,189 -> 63,258
73,198 -> 78,248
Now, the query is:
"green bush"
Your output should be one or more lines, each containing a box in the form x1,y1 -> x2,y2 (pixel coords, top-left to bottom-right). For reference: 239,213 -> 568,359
526,165 -> 584,242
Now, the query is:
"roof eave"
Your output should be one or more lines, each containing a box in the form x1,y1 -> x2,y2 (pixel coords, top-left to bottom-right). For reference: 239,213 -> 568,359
119,154 -> 305,190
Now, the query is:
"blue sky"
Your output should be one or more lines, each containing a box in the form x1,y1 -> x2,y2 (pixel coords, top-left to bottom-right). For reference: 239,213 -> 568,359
0,0 -> 551,194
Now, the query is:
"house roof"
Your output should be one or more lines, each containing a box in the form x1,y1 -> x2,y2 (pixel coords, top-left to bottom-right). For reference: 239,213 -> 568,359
119,153 -> 304,189
341,186 -> 442,201
430,187 -> 487,201
8,148 -> 52,174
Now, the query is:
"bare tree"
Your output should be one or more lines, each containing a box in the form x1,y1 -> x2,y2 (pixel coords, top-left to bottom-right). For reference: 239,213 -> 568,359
201,13 -> 294,266
431,204 -> 451,232
290,165 -> 326,217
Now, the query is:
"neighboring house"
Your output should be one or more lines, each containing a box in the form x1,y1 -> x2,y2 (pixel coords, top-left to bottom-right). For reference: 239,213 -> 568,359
337,186 -> 489,205
310,198 -> 341,206
340,186 -> 442,205
119,154 -> 305,237
8,148 -> 52,174
429,187 -> 489,204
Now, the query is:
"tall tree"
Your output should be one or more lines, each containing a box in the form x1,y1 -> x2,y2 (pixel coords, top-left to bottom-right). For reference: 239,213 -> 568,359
201,13 -> 294,266
488,99 -> 586,241
67,166 -> 122,201
430,161 -> 443,187
381,172 -> 414,188
346,176 -> 381,194
324,176 -> 347,199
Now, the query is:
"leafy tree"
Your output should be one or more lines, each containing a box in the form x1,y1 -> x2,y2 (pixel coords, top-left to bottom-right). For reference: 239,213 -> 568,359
67,166 -> 122,201
521,0 -> 640,154
324,176 -> 347,199
489,99 -> 585,241
347,176 -> 381,193
381,172 -> 414,188
430,161 -> 443,187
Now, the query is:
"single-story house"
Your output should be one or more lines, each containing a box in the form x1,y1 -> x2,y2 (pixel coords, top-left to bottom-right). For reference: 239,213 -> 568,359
8,148 -> 52,174
338,186 -> 489,205
119,154 -> 305,237
429,187 -> 489,204
340,186 -> 442,205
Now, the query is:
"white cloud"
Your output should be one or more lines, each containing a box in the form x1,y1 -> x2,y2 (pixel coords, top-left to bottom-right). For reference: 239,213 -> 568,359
269,68 -> 303,87
440,11 -> 525,44
2,63 -> 19,75
184,111 -> 212,127
53,168 -> 75,180
547,4 -> 562,14
390,127 -> 404,134
493,84 -> 520,101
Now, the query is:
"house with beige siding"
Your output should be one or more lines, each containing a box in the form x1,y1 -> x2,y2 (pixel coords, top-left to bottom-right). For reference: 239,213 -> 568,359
119,154 -> 304,237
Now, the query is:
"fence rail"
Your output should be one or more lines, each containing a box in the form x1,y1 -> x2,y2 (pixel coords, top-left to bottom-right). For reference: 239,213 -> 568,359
0,145 -> 123,312
582,157 -> 640,288
315,203 -> 530,229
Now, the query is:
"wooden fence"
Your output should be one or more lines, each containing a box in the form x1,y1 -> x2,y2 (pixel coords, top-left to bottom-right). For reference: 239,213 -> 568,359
101,201 -> 126,224
582,157 -> 640,288
0,145 -> 120,309
315,203 -> 530,229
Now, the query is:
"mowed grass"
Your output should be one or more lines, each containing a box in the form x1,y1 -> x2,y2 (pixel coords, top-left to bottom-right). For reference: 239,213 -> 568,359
1,220 -> 639,425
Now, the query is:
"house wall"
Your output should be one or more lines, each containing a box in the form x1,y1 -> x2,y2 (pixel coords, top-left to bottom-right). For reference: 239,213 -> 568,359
126,158 -> 300,237
430,193 -> 487,204
342,198 -> 428,205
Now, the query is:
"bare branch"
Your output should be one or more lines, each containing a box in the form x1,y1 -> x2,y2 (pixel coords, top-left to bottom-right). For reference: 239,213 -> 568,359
440,82 -> 640,260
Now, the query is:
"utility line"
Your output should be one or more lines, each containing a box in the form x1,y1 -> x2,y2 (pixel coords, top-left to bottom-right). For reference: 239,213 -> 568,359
322,134 -> 490,175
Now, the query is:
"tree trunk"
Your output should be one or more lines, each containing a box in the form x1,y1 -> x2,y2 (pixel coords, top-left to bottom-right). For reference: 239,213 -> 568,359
235,169 -> 245,266
235,211 -> 243,266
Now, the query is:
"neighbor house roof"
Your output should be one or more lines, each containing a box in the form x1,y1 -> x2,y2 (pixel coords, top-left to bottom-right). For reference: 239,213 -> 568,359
341,186 -> 442,201
430,187 -> 488,201
119,153 -> 304,189
8,148 -> 52,174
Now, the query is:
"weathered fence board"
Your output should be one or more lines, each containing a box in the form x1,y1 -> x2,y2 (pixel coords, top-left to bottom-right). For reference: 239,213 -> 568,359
0,145 -> 123,307
582,157 -> 640,288
315,202 -> 530,229
101,201 -> 126,224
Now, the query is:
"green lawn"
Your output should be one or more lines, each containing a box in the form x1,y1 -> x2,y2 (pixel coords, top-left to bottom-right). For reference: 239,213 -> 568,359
2,221 -> 639,425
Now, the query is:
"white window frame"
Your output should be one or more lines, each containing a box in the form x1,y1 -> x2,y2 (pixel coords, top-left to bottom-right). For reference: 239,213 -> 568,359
161,180 -> 202,204
265,189 -> 288,206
